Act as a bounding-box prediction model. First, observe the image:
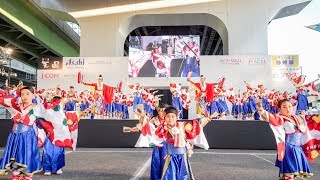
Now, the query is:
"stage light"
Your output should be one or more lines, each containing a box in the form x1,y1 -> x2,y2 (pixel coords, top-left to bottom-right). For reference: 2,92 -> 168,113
70,0 -> 221,18
5,48 -> 13,55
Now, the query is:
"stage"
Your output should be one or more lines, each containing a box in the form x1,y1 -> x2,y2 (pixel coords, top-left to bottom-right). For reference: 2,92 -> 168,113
0,119 -> 276,149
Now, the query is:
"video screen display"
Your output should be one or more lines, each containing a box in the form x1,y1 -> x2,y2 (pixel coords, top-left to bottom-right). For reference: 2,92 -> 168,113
128,35 -> 200,77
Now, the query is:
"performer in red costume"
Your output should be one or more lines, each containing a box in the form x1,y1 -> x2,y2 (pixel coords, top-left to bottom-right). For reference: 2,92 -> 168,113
187,75 -> 217,117
82,75 -> 117,119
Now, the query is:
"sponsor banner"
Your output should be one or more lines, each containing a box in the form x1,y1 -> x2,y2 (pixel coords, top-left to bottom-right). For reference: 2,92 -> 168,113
39,72 -> 60,79
37,57 -> 128,91
271,55 -> 300,81
38,57 -> 63,70
64,58 -> 85,69
272,67 -> 301,79
37,55 -> 298,93
36,55 -> 299,119
271,55 -> 299,92
271,55 -> 299,68
247,57 -> 267,65
218,58 -> 242,65
201,55 -> 272,89
217,56 -> 268,66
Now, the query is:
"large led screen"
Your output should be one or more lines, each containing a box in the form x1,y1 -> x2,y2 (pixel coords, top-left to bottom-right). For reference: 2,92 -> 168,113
128,35 -> 200,77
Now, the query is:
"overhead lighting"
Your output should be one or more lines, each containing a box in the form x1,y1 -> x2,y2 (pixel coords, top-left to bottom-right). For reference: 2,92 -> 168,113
5,48 -> 13,55
0,46 -> 13,55
70,0 -> 221,18
0,8 -> 34,35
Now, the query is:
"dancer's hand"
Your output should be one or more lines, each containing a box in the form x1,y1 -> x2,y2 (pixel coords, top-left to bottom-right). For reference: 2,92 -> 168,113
256,99 -> 263,111
130,127 -> 140,132
209,112 -> 219,119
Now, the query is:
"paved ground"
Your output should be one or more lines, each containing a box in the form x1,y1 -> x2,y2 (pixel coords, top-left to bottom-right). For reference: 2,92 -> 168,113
0,148 -> 319,180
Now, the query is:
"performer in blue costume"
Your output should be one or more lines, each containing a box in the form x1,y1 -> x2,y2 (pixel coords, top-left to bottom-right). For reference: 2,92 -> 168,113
170,82 -> 184,119
42,137 -> 65,176
150,106 -> 211,180
64,86 -> 78,112
257,99 -> 316,179
42,96 -> 65,176
180,36 -> 200,77
0,87 -> 42,180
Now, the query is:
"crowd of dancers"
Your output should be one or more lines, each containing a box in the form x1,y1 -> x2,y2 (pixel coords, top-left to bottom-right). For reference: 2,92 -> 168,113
1,73 -> 320,180
5,73 -> 318,122
124,74 -> 320,180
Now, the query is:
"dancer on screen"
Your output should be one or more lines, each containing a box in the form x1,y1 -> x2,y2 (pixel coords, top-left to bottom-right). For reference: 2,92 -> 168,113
179,36 -> 200,77
151,41 -> 171,77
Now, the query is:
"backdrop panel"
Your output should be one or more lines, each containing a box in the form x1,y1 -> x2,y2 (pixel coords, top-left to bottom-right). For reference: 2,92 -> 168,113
36,55 -> 297,119
0,119 -> 276,149
37,57 -> 128,91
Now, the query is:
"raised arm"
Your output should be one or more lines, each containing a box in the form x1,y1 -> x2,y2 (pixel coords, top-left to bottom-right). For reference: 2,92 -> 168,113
83,81 -> 96,87
256,99 -> 284,128
256,99 -> 271,122
0,93 -> 21,117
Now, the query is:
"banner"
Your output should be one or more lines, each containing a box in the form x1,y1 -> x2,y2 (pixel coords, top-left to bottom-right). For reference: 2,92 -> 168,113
272,67 -> 301,79
36,55 -> 298,119
271,55 -> 300,81
271,55 -> 299,68
200,55 -> 272,89
38,57 -> 63,70
37,57 -> 128,91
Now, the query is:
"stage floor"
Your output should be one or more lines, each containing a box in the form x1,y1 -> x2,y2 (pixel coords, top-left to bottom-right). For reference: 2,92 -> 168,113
1,148 -> 319,179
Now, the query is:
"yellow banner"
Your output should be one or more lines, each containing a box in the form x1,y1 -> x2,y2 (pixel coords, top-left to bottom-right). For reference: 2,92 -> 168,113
271,55 -> 299,67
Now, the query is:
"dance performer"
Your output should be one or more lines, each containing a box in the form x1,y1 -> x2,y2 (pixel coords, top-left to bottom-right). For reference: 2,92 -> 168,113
151,42 -> 171,77
180,36 -> 200,77
188,75 -> 217,117
82,74 -> 116,119
215,77 -> 230,120
288,75 -> 319,115
123,104 -> 157,147
169,82 -> 184,119
120,92 -> 129,119
150,104 -> 168,128
150,106 -> 212,180
64,86 -> 78,112
42,102 -> 89,176
0,87 -> 73,180
257,99 -> 320,179
127,82 -> 145,118
181,88 -> 193,113
0,87 -> 42,180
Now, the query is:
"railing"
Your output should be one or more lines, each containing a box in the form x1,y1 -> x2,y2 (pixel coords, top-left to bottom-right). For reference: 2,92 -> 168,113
30,1 -> 80,46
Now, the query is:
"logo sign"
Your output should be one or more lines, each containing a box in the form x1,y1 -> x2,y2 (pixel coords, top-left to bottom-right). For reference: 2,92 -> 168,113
40,73 -> 59,79
65,58 -> 85,69
38,57 -> 63,70
248,58 -> 267,65
219,58 -> 241,65
271,55 -> 299,67
272,67 -> 301,80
